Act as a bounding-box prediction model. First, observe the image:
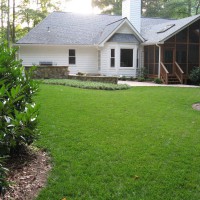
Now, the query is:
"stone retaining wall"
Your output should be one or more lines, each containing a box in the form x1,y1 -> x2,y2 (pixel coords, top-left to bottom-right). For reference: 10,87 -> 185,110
25,66 -> 69,79
68,75 -> 118,84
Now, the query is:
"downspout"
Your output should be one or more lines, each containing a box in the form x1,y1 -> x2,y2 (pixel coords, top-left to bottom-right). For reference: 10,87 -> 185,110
96,45 -> 101,74
156,43 -> 161,78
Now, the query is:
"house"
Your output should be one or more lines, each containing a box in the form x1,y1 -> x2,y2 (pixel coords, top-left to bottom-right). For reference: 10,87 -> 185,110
16,0 -> 200,84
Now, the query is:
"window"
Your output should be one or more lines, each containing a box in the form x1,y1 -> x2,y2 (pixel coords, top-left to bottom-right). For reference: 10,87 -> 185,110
69,49 -> 76,64
120,49 -> 133,67
110,49 -> 115,67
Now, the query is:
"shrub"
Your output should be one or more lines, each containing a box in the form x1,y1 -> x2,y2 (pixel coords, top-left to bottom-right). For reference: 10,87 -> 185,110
42,79 -> 130,90
118,76 -> 127,81
137,77 -> 145,82
154,78 -> 163,84
0,42 -> 39,155
129,76 -> 137,81
137,67 -> 148,79
189,67 -> 200,85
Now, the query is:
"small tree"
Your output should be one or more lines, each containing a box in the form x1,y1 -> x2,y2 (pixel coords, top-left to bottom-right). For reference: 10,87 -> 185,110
189,67 -> 200,85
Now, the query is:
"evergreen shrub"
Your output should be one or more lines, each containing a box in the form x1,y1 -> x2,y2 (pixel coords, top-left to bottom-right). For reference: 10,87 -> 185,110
0,42 -> 39,156
189,67 -> 200,85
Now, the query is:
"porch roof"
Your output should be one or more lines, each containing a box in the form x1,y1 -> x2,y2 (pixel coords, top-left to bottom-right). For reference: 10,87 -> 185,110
142,14 -> 200,45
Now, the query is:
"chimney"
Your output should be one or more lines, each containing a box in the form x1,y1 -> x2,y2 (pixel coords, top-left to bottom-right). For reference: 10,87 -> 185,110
122,0 -> 141,33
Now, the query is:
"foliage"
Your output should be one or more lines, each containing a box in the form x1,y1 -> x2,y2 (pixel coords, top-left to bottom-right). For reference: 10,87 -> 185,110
137,67 -> 148,79
92,0 -> 122,15
142,0 -> 200,18
36,85 -> 200,199
189,67 -> 200,85
92,0 -> 200,18
0,157 -> 9,199
118,76 -> 127,81
137,77 -> 145,82
0,42 -> 39,155
0,0 -> 62,43
42,79 -> 130,90
154,78 -> 163,84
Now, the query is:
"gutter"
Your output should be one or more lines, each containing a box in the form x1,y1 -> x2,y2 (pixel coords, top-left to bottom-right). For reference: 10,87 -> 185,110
14,43 -> 98,48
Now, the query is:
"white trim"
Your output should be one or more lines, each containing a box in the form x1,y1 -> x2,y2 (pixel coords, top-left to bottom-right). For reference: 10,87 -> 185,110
120,47 -> 134,68
156,43 -> 161,78
99,18 -> 144,46
110,48 -> 116,68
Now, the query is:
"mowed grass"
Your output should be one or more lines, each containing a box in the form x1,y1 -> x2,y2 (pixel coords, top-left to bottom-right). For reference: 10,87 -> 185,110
36,84 -> 200,200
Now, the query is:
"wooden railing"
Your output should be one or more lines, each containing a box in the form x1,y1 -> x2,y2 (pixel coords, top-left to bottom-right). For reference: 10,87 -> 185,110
160,62 -> 169,84
174,61 -> 184,84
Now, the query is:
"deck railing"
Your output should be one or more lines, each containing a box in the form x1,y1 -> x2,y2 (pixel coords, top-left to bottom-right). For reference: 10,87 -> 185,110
160,62 -> 169,84
174,62 -> 184,84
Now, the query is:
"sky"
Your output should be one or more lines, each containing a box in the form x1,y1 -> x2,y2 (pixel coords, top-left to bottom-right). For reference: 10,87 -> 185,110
63,0 -> 101,14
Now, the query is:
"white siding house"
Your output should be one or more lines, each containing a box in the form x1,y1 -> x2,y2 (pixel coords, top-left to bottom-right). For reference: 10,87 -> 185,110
19,45 -> 98,74
16,0 -> 200,82
100,43 -> 139,77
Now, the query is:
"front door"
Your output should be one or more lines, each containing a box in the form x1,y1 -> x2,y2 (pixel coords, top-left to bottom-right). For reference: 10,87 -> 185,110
163,48 -> 175,74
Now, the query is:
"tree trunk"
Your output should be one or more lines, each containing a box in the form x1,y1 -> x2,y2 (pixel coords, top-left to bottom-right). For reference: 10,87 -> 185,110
12,0 -> 15,43
187,0 -> 192,16
1,0 -> 5,38
195,0 -> 200,14
7,0 -> 10,46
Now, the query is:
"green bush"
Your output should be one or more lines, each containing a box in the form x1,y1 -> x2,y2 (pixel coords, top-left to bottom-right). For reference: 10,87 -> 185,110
189,67 -> 200,85
137,77 -> 145,82
0,42 -> 39,155
154,78 -> 163,84
118,76 -> 127,81
42,79 -> 130,90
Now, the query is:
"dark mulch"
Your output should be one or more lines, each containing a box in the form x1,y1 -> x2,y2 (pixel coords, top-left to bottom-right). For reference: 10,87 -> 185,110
2,146 -> 51,200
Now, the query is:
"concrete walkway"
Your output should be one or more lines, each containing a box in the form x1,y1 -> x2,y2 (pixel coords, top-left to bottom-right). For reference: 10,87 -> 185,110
118,81 -> 200,88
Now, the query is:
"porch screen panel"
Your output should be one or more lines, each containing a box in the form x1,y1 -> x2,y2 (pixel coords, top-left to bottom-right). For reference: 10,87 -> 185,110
144,47 -> 148,69
148,46 -> 155,75
176,44 -> 187,63
189,21 -> 200,43
188,44 -> 199,73
176,29 -> 187,43
144,46 -> 159,77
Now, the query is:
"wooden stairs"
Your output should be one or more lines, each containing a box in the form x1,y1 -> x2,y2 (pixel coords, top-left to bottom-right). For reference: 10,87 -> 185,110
168,75 -> 181,84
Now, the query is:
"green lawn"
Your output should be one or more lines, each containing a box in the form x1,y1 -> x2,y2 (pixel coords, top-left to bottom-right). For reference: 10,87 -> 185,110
36,84 -> 200,200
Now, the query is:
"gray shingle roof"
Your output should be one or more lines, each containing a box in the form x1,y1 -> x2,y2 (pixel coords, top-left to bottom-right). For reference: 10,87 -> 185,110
16,11 -> 200,45
108,33 -> 139,43
17,12 -> 122,45
142,14 -> 200,44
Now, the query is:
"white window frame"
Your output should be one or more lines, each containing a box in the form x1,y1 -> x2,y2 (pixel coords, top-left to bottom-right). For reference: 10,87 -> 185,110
69,49 -> 76,65
110,49 -> 115,68
120,48 -> 134,68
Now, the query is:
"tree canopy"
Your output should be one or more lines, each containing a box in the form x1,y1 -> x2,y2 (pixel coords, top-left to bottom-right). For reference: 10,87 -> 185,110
0,0 -> 62,44
92,0 -> 200,18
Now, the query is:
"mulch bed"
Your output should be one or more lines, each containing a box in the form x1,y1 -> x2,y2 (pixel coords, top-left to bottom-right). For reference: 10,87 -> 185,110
2,146 -> 51,200
192,103 -> 200,111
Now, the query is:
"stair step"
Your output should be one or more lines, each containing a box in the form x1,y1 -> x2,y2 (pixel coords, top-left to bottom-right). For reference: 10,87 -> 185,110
167,75 -> 181,84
